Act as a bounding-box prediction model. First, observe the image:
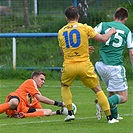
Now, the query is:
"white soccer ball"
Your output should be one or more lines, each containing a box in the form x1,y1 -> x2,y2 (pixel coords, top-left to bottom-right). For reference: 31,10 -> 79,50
62,103 -> 77,115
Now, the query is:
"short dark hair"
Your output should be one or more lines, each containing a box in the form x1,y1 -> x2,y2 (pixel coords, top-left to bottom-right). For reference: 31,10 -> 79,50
65,6 -> 79,20
31,71 -> 46,79
114,7 -> 128,20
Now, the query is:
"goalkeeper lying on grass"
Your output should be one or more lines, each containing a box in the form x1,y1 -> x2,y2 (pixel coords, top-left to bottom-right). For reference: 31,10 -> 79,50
0,71 -> 64,118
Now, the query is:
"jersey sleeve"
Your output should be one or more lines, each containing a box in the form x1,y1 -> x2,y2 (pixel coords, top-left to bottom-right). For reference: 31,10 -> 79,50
22,79 -> 41,96
94,22 -> 103,33
84,24 -> 98,38
127,31 -> 133,49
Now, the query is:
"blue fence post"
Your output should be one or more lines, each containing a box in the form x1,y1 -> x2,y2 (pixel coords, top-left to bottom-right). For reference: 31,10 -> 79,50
73,0 -> 78,6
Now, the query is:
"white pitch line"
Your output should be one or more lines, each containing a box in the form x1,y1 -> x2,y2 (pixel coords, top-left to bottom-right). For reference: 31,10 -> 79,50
1,85 -> 133,89
0,114 -> 132,127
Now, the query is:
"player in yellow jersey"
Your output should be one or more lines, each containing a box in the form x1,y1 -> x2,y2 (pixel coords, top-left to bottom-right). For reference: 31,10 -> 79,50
58,6 -> 118,123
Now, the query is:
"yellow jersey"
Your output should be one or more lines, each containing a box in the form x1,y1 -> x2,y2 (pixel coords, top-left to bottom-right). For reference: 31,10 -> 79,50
58,22 -> 98,63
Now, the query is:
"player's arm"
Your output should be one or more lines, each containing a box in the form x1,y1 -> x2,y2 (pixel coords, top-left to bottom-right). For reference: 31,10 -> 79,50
60,47 -> 64,55
34,93 -> 63,107
88,46 -> 94,54
127,31 -> 133,68
129,49 -> 133,68
58,31 -> 64,55
93,27 -> 116,42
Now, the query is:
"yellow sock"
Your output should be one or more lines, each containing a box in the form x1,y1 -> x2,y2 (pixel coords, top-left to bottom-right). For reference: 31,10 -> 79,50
0,103 -> 10,114
61,86 -> 72,110
96,91 -> 111,116
66,104 -> 72,110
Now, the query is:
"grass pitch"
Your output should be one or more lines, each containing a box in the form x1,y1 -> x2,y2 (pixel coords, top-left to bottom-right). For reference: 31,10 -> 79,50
0,79 -> 132,133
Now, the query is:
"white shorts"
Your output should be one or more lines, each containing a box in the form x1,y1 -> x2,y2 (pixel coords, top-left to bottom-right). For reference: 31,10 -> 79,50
95,62 -> 128,92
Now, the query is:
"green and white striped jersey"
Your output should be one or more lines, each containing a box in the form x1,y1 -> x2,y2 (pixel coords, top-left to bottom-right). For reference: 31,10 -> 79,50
94,21 -> 133,66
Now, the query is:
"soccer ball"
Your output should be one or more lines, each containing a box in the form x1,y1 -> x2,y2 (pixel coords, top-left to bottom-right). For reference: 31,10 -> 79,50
62,103 -> 77,115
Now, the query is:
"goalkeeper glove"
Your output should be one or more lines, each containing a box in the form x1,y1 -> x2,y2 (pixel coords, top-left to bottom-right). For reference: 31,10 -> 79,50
54,101 -> 63,107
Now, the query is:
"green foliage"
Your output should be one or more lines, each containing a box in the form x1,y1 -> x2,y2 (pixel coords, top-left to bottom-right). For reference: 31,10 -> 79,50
0,14 -> 67,33
79,10 -> 107,27
23,15 -> 67,33
0,0 -> 133,79
0,69 -> 31,80
0,69 -> 61,80
1,37 -> 63,67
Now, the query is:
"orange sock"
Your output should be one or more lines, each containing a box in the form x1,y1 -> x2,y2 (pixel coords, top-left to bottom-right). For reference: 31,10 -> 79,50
0,103 -> 10,114
24,111 -> 44,117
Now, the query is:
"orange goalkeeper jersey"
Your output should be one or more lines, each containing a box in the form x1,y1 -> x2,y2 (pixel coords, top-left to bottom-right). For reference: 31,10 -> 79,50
14,79 -> 41,106
6,79 -> 42,116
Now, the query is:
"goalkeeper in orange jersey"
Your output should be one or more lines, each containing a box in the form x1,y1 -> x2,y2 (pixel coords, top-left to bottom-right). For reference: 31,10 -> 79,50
0,71 -> 63,118
58,5 -> 118,123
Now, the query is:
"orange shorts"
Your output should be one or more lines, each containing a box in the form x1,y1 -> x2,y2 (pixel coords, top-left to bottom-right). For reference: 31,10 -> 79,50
5,92 -> 42,117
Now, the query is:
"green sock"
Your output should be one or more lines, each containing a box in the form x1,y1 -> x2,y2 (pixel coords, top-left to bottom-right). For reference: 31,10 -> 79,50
111,105 -> 118,119
108,94 -> 121,105
108,94 -> 121,119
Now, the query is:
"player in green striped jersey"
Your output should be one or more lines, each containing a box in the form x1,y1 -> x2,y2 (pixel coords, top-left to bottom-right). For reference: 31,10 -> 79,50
94,7 -> 133,120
